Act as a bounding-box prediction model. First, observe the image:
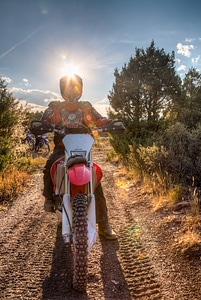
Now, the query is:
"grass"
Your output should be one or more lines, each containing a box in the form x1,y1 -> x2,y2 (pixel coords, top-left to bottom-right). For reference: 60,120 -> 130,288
0,165 -> 30,205
172,213 -> 201,254
110,157 -> 201,254
0,155 -> 47,205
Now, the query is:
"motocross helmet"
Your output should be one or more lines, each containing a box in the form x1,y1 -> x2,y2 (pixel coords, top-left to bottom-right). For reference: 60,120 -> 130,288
60,74 -> 83,104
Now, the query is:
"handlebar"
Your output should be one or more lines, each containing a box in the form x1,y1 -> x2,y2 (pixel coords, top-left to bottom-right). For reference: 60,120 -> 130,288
100,120 -> 125,134
30,119 -> 125,136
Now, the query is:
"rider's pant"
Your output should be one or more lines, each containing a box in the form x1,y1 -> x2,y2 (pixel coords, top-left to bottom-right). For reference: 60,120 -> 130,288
43,147 -> 108,223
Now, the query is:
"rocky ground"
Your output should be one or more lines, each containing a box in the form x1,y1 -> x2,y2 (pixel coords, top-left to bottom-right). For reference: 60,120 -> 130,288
0,147 -> 201,300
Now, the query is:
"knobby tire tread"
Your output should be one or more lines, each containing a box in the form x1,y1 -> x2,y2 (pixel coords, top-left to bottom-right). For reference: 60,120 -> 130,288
72,193 -> 88,292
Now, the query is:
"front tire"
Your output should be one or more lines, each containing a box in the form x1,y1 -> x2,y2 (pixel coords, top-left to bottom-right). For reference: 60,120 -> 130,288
72,193 -> 88,292
28,140 -> 35,151
41,142 -> 50,156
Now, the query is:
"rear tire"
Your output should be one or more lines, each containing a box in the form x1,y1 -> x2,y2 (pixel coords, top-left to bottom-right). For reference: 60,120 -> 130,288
72,193 -> 88,292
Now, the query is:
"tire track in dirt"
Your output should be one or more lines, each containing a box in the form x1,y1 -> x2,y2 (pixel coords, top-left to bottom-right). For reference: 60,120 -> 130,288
96,149 -> 163,299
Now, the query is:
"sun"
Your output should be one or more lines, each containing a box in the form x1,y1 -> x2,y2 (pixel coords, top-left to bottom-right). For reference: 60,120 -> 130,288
60,63 -> 80,77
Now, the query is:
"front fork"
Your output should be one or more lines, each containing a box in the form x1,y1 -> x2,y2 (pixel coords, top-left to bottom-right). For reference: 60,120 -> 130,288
62,153 -> 97,249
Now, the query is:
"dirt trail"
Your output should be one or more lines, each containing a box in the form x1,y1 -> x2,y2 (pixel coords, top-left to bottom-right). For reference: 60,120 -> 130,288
0,148 -> 201,300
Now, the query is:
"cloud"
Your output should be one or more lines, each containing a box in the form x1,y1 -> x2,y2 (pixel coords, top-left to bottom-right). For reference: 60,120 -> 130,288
91,97 -> 110,117
176,58 -> 181,64
22,78 -> 31,87
9,87 -> 60,106
18,99 -> 46,112
176,43 -> 194,57
192,55 -> 200,64
1,76 -> 12,83
177,65 -> 186,71
93,103 -> 109,117
185,38 -> 195,43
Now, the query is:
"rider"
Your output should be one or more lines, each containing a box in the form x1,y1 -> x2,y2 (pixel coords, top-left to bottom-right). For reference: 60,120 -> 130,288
41,74 -> 117,240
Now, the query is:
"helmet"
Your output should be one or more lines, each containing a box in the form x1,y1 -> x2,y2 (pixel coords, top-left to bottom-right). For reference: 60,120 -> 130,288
60,74 -> 83,104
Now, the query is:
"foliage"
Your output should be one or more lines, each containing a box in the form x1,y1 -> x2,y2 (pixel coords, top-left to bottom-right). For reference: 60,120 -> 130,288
132,122 -> 201,191
176,68 -> 201,129
108,40 -> 181,148
22,110 -> 44,129
107,41 -> 201,197
0,78 -> 27,171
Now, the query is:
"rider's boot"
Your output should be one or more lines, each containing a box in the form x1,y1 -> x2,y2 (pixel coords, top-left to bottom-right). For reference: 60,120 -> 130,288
44,198 -> 55,212
98,221 -> 117,240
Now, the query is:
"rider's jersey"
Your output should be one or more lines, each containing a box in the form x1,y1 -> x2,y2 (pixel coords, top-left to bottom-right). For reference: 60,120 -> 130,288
41,100 -> 109,147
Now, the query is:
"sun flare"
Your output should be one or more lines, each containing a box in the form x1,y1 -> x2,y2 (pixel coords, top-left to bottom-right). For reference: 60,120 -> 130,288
61,63 -> 79,77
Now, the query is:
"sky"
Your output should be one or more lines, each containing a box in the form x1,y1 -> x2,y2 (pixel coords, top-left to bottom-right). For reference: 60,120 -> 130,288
0,0 -> 201,116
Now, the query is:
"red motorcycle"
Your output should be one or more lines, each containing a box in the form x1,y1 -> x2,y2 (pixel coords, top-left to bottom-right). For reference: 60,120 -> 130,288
31,120 -> 124,291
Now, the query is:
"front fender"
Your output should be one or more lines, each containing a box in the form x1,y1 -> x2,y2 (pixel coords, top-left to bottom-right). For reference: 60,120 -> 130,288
68,163 -> 91,185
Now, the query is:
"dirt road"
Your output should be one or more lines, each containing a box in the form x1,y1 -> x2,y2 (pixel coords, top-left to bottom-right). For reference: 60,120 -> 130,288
0,148 -> 201,299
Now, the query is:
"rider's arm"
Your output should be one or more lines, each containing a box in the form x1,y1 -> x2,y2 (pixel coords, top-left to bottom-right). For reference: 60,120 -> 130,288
41,101 -> 62,125
81,101 -> 111,127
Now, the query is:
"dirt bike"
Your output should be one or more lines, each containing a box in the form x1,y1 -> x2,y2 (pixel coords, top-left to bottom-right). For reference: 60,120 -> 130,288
34,135 -> 50,156
29,120 -> 52,156
30,119 -> 125,291
22,133 -> 35,151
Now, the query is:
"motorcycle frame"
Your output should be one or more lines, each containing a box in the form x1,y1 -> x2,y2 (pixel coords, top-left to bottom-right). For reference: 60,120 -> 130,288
61,133 -> 97,249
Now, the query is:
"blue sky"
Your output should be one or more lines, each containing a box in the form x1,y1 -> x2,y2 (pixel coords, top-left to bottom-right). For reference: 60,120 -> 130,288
1,0 -> 201,116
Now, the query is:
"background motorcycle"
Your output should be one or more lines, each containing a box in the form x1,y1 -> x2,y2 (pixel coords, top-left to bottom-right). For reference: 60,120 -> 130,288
34,135 -> 50,156
22,133 -> 35,151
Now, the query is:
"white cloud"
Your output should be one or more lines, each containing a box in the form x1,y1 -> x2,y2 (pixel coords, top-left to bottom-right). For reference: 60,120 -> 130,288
176,58 -> 181,64
18,99 -> 46,112
185,38 -> 195,43
1,76 -> 12,83
192,55 -> 200,64
9,87 -> 60,106
93,103 -> 109,117
91,97 -> 109,117
22,78 -> 31,87
176,43 -> 194,57
177,65 -> 186,71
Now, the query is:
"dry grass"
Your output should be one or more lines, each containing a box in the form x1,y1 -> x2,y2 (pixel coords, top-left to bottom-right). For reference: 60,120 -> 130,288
0,155 -> 47,205
113,163 -> 201,254
172,213 -> 201,254
0,165 -> 30,204
29,156 -> 47,170
152,185 -> 183,211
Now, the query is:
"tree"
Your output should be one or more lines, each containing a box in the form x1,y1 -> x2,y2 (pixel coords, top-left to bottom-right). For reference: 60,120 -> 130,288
108,40 -> 181,146
22,110 -> 44,129
0,78 -> 25,170
176,68 -> 201,129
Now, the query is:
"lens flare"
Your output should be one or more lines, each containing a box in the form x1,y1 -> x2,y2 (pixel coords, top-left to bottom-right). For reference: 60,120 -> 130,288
61,63 -> 79,77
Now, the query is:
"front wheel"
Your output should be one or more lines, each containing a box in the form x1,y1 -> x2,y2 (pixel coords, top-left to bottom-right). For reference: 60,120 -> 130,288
72,193 -> 88,292
36,141 -> 50,156
41,142 -> 50,156
28,139 -> 35,151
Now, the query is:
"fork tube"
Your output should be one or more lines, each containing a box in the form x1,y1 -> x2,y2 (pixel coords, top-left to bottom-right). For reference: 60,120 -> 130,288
89,150 -> 93,195
64,152 -> 70,194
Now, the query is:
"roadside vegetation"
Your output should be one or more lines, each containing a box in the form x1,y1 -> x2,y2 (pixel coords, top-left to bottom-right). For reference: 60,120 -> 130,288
0,78 -> 45,206
1,40 -> 201,251
107,40 -> 201,252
